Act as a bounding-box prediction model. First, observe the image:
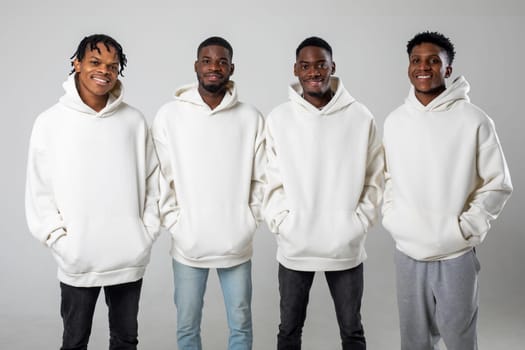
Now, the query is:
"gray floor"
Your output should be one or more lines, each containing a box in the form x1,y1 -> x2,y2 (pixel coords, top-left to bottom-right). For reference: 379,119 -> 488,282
2,228 -> 523,349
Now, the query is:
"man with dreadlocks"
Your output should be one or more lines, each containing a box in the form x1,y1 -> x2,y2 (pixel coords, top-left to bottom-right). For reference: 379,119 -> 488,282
382,31 -> 513,349
25,34 -> 160,349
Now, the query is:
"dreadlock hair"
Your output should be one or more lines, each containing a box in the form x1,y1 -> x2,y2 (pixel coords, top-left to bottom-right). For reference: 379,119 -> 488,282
197,36 -> 233,60
69,34 -> 127,76
407,31 -> 456,65
296,37 -> 333,59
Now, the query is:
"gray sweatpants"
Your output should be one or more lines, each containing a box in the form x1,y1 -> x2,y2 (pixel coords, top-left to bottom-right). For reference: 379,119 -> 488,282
395,249 -> 480,350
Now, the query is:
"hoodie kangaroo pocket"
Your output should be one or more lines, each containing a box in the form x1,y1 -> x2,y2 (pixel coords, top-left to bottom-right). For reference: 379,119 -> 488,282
52,217 -> 153,275
51,234 -> 75,271
278,209 -> 366,259
383,205 -> 469,259
171,205 -> 256,259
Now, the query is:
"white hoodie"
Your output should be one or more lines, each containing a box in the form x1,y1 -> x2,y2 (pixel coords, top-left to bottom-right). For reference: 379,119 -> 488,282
25,74 -> 160,287
152,82 -> 265,268
263,77 -> 383,271
383,76 -> 513,261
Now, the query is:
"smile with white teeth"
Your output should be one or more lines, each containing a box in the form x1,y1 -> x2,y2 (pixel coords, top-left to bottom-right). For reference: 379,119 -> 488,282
417,75 -> 431,79
92,77 -> 110,84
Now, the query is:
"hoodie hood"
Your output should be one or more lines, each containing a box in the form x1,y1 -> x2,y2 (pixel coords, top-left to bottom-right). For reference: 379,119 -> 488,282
289,76 -> 356,115
406,75 -> 470,112
174,81 -> 238,115
58,74 -> 124,117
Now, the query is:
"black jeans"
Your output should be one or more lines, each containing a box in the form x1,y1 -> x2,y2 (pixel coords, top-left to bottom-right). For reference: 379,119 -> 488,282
60,279 -> 142,350
277,264 -> 366,350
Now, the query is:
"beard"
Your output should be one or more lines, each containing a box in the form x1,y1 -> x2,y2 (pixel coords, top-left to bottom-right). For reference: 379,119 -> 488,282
305,90 -> 326,98
197,75 -> 229,94
201,82 -> 224,93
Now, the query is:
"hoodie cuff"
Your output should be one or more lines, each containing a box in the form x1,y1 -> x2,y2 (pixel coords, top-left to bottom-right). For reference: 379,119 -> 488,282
270,210 -> 289,233
45,228 -> 67,248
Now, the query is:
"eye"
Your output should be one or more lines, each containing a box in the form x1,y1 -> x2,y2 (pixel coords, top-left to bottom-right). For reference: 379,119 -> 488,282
90,60 -> 100,66
301,64 -> 309,71
430,57 -> 441,64
109,65 -> 119,73
411,58 -> 419,64
202,58 -> 210,64
219,59 -> 229,66
317,62 -> 328,70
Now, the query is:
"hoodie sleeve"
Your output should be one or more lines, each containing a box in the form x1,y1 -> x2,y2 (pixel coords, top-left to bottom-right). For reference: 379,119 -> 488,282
459,118 -> 513,244
356,119 -> 384,231
262,119 -> 290,233
151,115 -> 181,231
382,150 -> 393,216
25,118 -> 67,247
249,115 -> 267,223
142,127 -> 161,240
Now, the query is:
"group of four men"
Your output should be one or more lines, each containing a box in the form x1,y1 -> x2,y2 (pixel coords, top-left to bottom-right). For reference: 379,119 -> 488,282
25,32 -> 512,350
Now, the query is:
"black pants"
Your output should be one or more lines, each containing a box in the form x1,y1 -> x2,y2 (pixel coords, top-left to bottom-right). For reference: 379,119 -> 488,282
277,264 -> 366,350
60,279 -> 142,350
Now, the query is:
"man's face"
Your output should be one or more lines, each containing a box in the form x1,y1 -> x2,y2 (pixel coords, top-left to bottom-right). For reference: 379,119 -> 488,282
294,46 -> 335,98
408,42 -> 452,104
74,43 -> 119,101
195,45 -> 234,93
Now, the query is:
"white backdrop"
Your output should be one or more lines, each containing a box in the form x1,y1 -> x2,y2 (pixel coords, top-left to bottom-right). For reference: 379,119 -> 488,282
1,1 -> 524,349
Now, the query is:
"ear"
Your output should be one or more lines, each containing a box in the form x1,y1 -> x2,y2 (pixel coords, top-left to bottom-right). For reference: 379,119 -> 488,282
230,63 -> 235,76
331,61 -> 336,75
194,60 -> 198,73
444,65 -> 452,78
293,62 -> 299,77
73,59 -> 81,73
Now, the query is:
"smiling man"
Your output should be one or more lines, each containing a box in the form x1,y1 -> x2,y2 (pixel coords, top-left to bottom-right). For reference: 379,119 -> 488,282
382,31 -> 513,350
152,36 -> 265,350
263,36 -> 383,350
25,34 -> 160,349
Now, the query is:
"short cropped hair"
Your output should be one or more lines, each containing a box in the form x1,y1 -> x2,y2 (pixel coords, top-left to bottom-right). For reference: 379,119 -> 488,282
407,31 -> 456,65
70,34 -> 127,76
197,36 -> 233,60
296,36 -> 333,59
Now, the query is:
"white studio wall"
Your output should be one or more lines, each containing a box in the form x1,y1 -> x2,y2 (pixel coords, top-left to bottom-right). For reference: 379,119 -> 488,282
1,1 -> 524,349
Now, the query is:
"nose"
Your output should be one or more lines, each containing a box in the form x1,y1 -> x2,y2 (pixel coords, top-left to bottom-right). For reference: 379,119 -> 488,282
96,64 -> 111,75
208,60 -> 221,71
418,60 -> 430,70
306,66 -> 321,77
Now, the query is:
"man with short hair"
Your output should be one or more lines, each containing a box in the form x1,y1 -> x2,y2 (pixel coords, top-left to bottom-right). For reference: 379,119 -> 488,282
382,31 -> 513,350
25,34 -> 160,349
263,36 -> 383,350
152,36 -> 265,350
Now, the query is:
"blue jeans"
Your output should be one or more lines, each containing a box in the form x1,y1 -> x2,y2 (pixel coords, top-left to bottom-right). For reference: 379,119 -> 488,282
277,264 -> 366,350
172,259 -> 253,350
60,279 -> 142,350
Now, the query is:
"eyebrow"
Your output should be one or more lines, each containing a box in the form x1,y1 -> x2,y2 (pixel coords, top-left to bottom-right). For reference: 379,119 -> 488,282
86,55 -> 119,64
410,53 -> 441,58
200,55 -> 229,60
298,59 -> 327,63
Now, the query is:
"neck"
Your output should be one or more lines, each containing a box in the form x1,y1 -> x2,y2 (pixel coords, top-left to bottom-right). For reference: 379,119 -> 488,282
82,94 -> 109,112
303,90 -> 334,109
198,85 -> 226,110
415,85 -> 446,106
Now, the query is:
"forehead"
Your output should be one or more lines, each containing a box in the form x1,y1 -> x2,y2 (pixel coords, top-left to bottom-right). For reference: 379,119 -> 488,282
297,46 -> 331,62
198,45 -> 231,59
410,42 -> 446,57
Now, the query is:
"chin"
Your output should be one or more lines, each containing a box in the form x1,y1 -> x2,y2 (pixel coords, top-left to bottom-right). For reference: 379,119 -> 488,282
305,90 -> 327,98
202,83 -> 224,93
